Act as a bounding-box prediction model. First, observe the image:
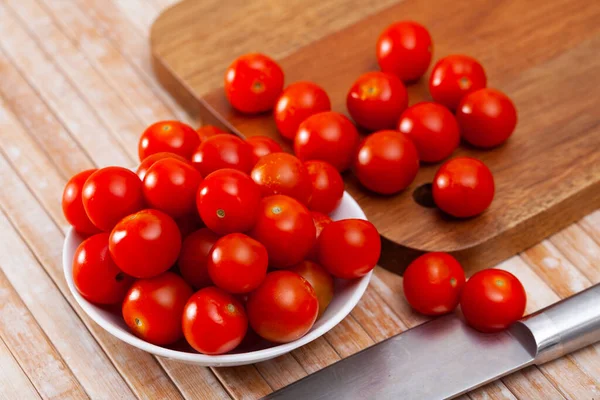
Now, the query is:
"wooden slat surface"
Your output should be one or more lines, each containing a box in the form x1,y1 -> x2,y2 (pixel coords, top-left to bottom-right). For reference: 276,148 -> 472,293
0,1 -> 598,399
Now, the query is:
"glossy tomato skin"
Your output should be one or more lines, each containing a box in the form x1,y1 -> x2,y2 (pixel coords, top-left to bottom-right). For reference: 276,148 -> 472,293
305,160 -> 344,214
249,195 -> 316,268
346,71 -> 408,131
208,233 -> 268,293
246,136 -> 283,166
317,219 -> 381,279
122,272 -> 193,345
274,81 -> 331,140
460,269 -> 527,333
429,55 -> 487,110
251,153 -> 312,205
62,169 -> 100,235
196,169 -> 261,234
183,287 -> 248,354
294,111 -> 360,172
191,134 -> 253,177
354,130 -> 419,194
306,211 -> 333,261
224,53 -> 284,114
403,252 -> 465,316
178,228 -> 220,289
196,125 -> 227,143
432,157 -> 495,218
398,102 -> 460,163
136,152 -> 189,181
376,21 -> 433,82
72,233 -> 133,304
456,88 -> 518,148
138,120 -> 200,161
109,209 -> 182,278
289,260 -> 334,319
142,158 -> 203,218
247,271 -> 318,343
82,167 -> 145,232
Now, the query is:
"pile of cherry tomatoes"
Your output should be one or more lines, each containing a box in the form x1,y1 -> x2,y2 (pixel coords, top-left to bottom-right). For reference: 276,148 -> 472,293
64,120 -> 381,355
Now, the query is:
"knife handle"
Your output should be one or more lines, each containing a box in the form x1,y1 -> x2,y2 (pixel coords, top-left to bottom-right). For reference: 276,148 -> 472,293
517,283 -> 600,364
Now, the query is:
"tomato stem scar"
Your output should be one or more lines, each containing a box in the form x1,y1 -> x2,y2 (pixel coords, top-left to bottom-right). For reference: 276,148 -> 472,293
216,209 -> 226,218
272,206 -> 282,214
135,318 -> 142,327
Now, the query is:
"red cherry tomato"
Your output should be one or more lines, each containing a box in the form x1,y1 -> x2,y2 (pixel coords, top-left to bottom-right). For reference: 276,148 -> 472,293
82,167 -> 144,232
62,169 -> 100,235
460,269 -> 527,333
136,152 -> 190,181
456,88 -> 518,148
191,134 -> 253,177
122,272 -> 193,345
294,111 -> 360,172
178,228 -> 219,289
72,233 -> 133,304
429,55 -> 487,110
432,157 -> 495,218
398,102 -> 460,163
247,271 -> 318,343
196,169 -> 261,234
317,219 -> 381,279
109,209 -> 181,278
306,211 -> 333,261
289,260 -> 334,319
377,21 -> 433,82
305,160 -> 344,214
224,53 -> 284,114
274,81 -> 331,140
346,71 -> 408,131
142,158 -> 203,218
354,130 -> 419,194
138,120 -> 200,161
249,195 -> 316,268
174,212 -> 204,239
403,252 -> 466,316
246,135 -> 283,166
208,233 -> 268,294
251,153 -> 312,205
196,125 -> 227,143
183,287 -> 248,354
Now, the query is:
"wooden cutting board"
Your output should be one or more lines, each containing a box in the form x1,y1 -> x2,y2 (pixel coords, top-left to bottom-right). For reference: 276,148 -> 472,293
151,0 -> 600,273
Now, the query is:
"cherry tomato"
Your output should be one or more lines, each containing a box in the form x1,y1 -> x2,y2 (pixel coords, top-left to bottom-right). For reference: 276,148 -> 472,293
251,153 -> 312,205
346,71 -> 408,131
249,195 -> 316,268
178,228 -> 219,289
247,271 -> 318,343
305,160 -> 344,214
224,53 -> 284,114
376,21 -> 433,82
208,233 -> 268,293
72,233 -> 133,304
432,157 -> 495,218
62,169 -> 100,235
138,120 -> 200,161
317,219 -> 380,279
196,169 -> 261,234
109,209 -> 181,278
196,125 -> 227,142
456,88 -> 518,148
403,252 -> 465,316
398,102 -> 460,163
183,287 -> 248,354
294,111 -> 360,172
142,158 -> 203,218
429,55 -> 487,110
460,269 -> 527,332
136,152 -> 190,181
289,260 -> 334,319
354,130 -> 419,194
306,211 -> 333,261
191,134 -> 253,177
82,167 -> 144,232
246,135 -> 283,166
122,272 -> 193,345
274,81 -> 331,140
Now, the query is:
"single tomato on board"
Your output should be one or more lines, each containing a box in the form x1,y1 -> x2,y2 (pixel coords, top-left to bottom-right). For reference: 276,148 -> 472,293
251,152 -> 312,205
138,120 -> 200,161
246,135 -> 283,166
429,55 -> 487,110
289,260 -> 334,319
62,169 -> 100,235
178,228 -> 220,289
191,134 -> 253,177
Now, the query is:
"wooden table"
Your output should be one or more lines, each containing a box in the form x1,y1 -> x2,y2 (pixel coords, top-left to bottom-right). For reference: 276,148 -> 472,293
0,1 -> 599,399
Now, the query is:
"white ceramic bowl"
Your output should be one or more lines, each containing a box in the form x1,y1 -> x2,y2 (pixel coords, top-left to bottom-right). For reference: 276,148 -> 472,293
63,192 -> 372,366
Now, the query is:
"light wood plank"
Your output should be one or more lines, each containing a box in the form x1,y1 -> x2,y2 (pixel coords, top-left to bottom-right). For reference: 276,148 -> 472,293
469,380 -> 518,400
324,316 -> 373,358
213,365 -> 272,400
580,211 -> 600,245
255,355 -> 307,391
550,224 -> 600,283
111,0 -> 162,34
290,338 -> 341,375
157,359 -> 231,400
0,337 -> 41,400
350,286 -> 406,342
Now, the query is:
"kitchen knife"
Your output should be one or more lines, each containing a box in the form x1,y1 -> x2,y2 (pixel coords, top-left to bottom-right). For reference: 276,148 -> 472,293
264,283 -> 600,399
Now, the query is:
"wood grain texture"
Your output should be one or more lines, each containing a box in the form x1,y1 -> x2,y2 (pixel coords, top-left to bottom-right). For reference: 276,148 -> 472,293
0,337 -> 41,400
